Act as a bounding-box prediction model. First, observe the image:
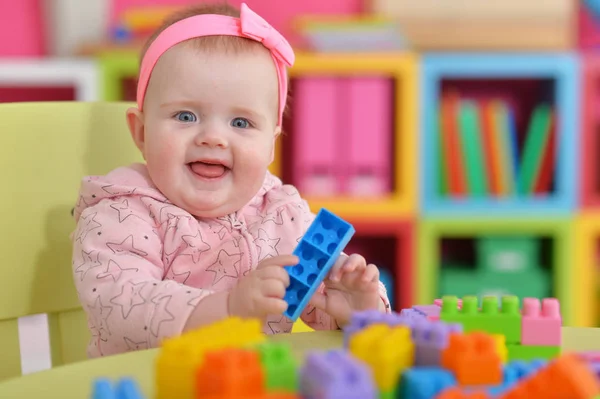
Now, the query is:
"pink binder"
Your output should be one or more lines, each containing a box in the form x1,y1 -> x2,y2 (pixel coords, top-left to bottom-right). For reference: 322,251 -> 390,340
343,77 -> 393,196
292,77 -> 340,196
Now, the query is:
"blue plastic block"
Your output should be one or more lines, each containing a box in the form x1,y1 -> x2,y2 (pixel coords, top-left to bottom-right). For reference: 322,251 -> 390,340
300,350 -> 376,399
584,0 -> 600,20
400,368 -> 456,399
283,208 -> 355,320
504,359 -> 547,380
92,377 -> 145,399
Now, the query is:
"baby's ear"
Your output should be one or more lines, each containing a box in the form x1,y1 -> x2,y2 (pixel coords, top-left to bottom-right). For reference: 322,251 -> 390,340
126,107 -> 146,157
270,126 -> 282,164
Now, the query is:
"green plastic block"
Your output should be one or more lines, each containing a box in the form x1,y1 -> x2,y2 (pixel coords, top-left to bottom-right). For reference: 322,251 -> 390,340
506,344 -> 560,361
256,342 -> 298,392
440,296 -> 521,344
477,236 -> 539,273
379,391 -> 395,399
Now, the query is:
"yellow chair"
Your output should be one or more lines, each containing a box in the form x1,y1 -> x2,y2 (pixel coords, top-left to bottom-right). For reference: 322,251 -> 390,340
0,101 -> 311,380
0,102 -> 143,380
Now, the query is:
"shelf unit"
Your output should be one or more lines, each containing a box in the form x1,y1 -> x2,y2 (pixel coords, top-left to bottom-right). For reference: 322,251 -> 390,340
0,58 -> 99,102
581,55 -> 600,208
420,53 -> 579,216
418,217 -> 575,325
574,213 -> 600,328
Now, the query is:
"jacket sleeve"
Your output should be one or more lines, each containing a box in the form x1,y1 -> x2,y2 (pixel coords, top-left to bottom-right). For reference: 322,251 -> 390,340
72,197 -> 226,357
282,195 -> 392,330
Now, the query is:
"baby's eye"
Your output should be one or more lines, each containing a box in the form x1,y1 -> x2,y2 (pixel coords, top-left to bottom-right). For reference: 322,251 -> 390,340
175,111 -> 197,123
231,117 -> 250,129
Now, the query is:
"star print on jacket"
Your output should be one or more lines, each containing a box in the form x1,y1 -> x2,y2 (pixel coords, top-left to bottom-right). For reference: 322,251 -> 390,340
71,163 -> 391,358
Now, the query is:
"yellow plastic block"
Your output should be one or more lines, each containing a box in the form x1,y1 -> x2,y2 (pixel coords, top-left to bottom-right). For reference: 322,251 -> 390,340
349,324 -> 415,392
493,334 -> 507,363
155,317 -> 265,399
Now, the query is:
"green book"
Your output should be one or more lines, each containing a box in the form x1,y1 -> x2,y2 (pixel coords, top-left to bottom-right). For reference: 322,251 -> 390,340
459,101 -> 488,197
517,104 -> 552,195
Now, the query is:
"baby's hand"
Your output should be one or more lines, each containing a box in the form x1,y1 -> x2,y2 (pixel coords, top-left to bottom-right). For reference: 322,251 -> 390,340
310,254 -> 382,328
228,254 -> 297,320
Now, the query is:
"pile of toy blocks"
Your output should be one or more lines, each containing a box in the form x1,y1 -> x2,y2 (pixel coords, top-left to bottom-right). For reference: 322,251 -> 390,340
344,296 -> 600,398
401,295 -> 562,361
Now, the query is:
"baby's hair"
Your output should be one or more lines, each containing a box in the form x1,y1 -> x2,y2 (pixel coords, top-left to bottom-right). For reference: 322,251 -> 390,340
139,1 -> 291,122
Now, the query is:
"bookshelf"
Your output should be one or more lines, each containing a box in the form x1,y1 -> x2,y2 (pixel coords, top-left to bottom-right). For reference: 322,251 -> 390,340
420,53 -> 579,216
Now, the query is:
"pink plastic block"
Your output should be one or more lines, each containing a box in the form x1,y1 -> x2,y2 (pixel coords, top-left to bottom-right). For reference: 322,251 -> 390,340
0,0 -> 45,56
292,78 -> 340,196
343,78 -> 393,196
521,297 -> 561,346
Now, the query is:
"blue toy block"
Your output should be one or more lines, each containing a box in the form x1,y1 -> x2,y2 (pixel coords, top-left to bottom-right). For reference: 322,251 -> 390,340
300,350 -> 377,399
92,377 -> 145,399
399,368 -> 456,399
283,208 -> 355,321
504,359 -> 547,380
584,0 -> 600,20
420,53 -> 579,217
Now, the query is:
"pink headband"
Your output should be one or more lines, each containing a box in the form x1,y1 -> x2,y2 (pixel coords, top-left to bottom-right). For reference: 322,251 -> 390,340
137,3 -> 295,126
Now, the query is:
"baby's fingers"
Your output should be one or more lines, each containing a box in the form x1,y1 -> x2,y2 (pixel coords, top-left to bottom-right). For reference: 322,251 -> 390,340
330,254 -> 366,282
361,263 -> 380,282
255,296 -> 288,315
257,255 -> 299,270
260,278 -> 287,299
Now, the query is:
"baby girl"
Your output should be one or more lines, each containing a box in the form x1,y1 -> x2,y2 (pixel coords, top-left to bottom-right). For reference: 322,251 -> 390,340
71,1 -> 390,357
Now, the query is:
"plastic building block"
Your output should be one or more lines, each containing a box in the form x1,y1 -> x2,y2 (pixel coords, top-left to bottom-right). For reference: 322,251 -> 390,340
400,368 -> 456,399
349,324 -> 414,393
520,298 -> 561,346
401,308 -> 427,319
440,296 -> 521,344
497,353 -> 600,399
300,350 -> 376,399
92,378 -> 145,399
441,332 -> 503,386
195,348 -> 265,397
343,310 -> 409,347
413,305 -> 442,318
503,360 -> 547,380
412,319 -> 463,367
434,298 -> 463,308
156,317 -> 265,399
494,335 -> 508,363
505,344 -> 560,361
436,388 -> 491,398
284,208 -> 355,320
256,342 -> 298,393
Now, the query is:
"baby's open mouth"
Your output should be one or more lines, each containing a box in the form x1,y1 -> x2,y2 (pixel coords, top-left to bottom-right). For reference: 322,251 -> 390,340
188,161 -> 230,179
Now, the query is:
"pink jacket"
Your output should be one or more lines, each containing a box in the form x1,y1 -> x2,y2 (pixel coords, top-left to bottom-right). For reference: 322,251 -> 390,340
72,163 -> 390,357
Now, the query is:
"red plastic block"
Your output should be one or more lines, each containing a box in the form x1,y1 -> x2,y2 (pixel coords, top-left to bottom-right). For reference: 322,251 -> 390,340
441,332 -> 503,386
436,388 -> 491,399
498,353 -> 600,399
521,298 -> 561,346
195,348 -> 265,398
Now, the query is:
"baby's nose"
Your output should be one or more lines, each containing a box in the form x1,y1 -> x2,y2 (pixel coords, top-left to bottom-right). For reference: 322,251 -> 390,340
196,130 -> 228,148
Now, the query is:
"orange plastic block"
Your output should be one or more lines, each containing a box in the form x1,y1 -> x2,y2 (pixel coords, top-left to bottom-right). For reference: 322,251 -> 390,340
195,348 -> 265,398
436,388 -> 491,398
498,353 -> 600,399
441,332 -> 502,386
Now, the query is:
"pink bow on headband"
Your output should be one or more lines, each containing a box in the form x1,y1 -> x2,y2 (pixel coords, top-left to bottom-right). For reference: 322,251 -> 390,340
136,2 -> 295,126
239,3 -> 295,67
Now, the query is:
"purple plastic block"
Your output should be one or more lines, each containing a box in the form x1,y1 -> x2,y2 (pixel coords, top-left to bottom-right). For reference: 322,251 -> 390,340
413,305 -> 441,318
589,361 -> 600,379
343,310 -> 410,347
412,319 -> 463,367
300,350 -> 377,399
400,308 -> 426,319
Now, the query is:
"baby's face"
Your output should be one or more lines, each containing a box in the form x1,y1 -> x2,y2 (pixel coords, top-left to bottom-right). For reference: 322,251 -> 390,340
130,44 -> 280,218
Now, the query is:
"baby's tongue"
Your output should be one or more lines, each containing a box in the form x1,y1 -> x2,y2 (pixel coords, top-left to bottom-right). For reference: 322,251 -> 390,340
190,162 -> 226,178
